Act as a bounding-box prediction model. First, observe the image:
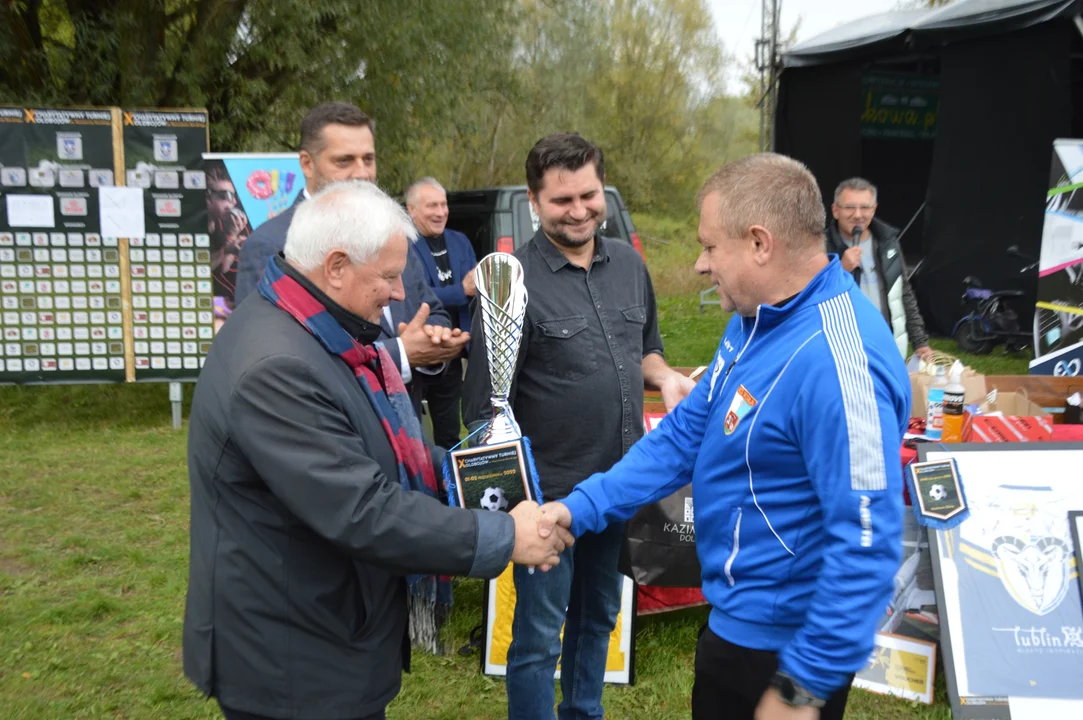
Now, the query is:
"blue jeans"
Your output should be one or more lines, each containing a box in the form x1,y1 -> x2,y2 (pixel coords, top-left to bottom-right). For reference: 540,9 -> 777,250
506,521 -> 626,720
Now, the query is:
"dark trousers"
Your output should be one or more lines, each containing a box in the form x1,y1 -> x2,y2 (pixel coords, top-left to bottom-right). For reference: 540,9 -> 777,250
420,356 -> 463,450
219,704 -> 384,720
691,626 -> 853,720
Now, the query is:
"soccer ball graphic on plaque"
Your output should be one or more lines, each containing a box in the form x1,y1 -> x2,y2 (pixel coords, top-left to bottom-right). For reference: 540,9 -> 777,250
481,487 -> 509,512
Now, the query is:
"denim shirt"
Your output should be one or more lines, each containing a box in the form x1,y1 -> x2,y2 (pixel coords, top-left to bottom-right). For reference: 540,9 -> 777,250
462,229 -> 664,501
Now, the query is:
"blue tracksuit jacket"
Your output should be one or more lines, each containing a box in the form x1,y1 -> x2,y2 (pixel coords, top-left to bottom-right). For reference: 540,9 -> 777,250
562,257 -> 910,698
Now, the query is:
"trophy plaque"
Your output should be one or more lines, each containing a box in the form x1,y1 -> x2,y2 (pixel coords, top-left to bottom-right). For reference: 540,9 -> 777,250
448,252 -> 539,513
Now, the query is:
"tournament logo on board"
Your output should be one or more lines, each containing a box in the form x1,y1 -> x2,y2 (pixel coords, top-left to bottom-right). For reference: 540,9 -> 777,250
56,132 -> 82,160
153,134 -> 179,163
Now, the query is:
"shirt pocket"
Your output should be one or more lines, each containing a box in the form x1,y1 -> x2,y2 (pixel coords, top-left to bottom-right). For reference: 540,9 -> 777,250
535,315 -> 598,382
620,304 -> 646,363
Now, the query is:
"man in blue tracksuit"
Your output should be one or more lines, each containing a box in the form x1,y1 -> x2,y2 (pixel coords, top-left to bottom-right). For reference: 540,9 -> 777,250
543,153 -> 910,720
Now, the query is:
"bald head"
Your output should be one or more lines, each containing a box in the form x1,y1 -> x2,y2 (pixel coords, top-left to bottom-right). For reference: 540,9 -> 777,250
696,153 -> 825,253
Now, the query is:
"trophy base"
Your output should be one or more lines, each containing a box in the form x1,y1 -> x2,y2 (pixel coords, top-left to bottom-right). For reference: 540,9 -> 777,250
478,404 -> 522,446
450,438 -> 536,513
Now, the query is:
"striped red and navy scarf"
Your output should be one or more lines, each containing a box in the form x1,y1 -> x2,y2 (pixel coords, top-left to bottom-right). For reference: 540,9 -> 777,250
258,257 -> 451,652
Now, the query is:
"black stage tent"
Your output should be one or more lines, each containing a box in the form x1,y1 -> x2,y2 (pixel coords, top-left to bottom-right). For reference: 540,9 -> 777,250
775,0 -> 1083,334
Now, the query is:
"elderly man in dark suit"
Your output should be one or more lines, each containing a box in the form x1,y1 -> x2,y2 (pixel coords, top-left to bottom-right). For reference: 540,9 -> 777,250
234,102 -> 466,403
184,180 -> 573,720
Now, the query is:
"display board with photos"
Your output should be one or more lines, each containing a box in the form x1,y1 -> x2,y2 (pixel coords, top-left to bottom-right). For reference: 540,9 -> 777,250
122,109 -> 211,380
1,104 -> 215,387
0,106 -> 127,383
920,443 -> 1083,720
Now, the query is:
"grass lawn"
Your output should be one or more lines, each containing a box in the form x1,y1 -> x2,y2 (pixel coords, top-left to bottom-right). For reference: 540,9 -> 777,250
0,215 -> 1031,718
0,406 -> 954,719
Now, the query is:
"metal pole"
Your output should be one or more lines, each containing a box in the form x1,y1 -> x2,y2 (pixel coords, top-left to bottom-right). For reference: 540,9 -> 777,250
758,0 -> 768,151
758,71 -> 765,151
170,382 -> 183,430
767,0 -> 780,151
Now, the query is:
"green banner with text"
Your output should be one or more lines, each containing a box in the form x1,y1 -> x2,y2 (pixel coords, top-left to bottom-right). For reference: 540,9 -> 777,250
860,73 -> 939,141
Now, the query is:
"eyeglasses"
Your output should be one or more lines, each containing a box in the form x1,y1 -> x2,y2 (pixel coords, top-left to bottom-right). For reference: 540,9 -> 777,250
837,204 -> 876,213
207,189 -> 238,202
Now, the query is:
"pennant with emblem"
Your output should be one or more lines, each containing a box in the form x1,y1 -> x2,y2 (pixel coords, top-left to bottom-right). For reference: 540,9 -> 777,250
724,385 -> 758,435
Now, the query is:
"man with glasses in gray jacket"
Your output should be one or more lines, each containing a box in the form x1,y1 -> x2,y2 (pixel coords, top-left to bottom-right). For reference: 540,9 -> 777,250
824,177 -> 932,361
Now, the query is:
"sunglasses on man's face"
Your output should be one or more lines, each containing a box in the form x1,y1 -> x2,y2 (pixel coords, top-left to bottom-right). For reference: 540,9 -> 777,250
207,189 -> 238,202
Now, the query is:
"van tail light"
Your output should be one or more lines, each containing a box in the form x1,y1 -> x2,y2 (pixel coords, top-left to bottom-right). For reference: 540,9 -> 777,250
631,232 -> 646,260
496,236 -> 514,254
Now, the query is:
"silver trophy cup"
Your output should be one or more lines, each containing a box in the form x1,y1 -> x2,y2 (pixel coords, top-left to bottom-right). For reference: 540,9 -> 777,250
474,252 -> 529,444
449,252 -> 536,513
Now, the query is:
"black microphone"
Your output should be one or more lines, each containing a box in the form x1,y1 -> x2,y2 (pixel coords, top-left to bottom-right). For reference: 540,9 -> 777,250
851,225 -> 863,245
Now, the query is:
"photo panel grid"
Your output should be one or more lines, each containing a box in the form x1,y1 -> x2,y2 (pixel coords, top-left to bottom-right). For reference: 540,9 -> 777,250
122,109 -> 212,380
128,231 -> 214,374
1,106 -> 126,382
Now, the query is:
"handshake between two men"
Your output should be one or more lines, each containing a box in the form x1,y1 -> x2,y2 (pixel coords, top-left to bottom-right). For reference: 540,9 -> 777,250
507,500 -> 576,571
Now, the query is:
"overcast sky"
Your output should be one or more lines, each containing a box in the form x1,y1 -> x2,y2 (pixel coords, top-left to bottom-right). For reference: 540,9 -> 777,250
706,0 -> 903,92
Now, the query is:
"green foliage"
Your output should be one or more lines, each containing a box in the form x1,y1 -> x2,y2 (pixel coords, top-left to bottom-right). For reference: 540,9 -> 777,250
0,0 -> 759,213
466,0 -> 759,214
635,212 -> 711,297
0,0 -> 520,178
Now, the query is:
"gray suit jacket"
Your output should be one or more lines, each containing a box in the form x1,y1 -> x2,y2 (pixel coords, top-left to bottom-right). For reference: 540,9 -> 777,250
183,294 -> 513,719
233,195 -> 452,374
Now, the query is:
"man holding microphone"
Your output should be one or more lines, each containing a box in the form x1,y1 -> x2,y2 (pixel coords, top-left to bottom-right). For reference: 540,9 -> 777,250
824,177 -> 931,361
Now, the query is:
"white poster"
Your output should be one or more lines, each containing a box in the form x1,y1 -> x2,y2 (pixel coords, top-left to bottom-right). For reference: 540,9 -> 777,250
927,446 -> 1083,714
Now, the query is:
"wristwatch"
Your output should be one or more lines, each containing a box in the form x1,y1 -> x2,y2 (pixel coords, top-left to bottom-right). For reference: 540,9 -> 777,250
770,671 -> 826,709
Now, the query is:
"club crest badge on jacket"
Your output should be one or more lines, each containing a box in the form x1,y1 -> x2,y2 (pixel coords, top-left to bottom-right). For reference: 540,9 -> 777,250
724,385 -> 758,434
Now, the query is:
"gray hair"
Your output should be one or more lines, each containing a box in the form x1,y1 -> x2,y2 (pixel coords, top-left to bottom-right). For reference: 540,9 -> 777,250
834,177 -> 878,204
284,180 -> 418,271
697,153 -> 826,250
404,177 -> 445,207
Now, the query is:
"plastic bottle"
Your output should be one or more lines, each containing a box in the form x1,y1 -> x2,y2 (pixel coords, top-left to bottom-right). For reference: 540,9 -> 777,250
925,365 -> 947,441
940,370 -> 966,443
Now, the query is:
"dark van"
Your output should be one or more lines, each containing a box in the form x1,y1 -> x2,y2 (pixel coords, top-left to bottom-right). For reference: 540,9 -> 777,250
445,185 -> 644,261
